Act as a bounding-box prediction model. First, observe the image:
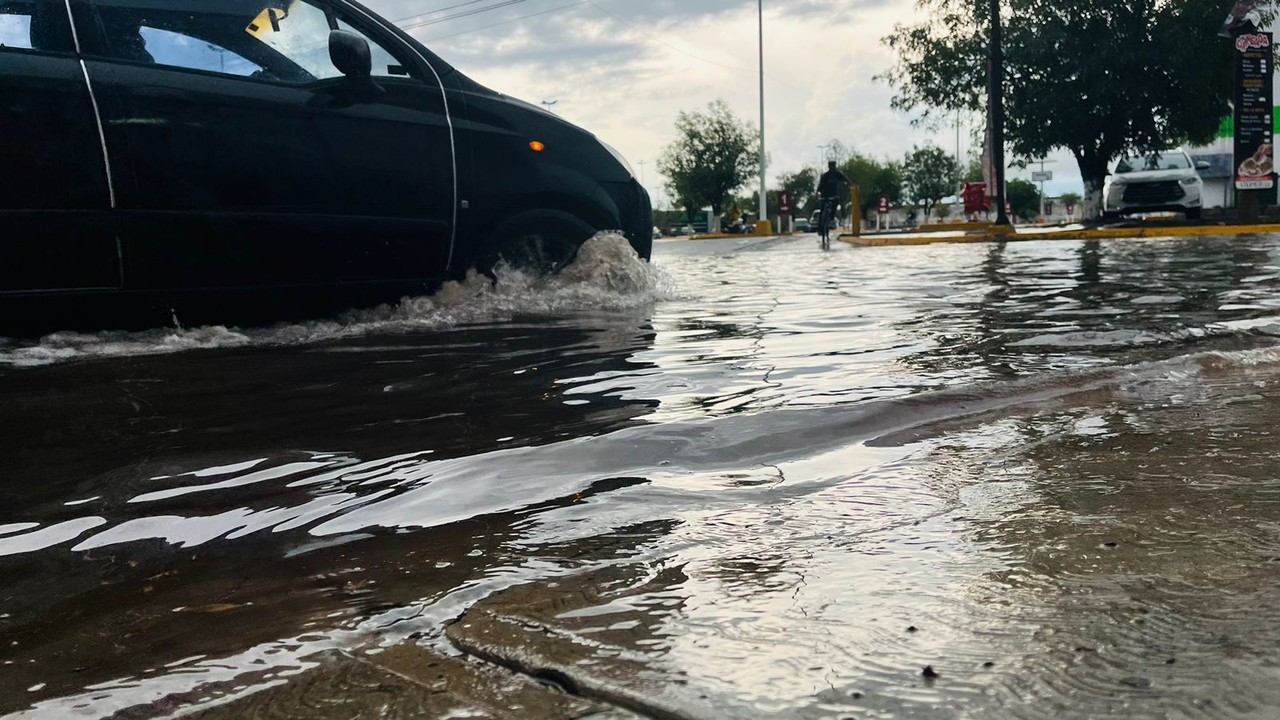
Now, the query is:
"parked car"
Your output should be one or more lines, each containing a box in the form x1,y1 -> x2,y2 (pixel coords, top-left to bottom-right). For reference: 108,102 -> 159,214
1103,148 -> 1208,220
793,218 -> 811,232
0,0 -> 652,337
808,210 -> 838,231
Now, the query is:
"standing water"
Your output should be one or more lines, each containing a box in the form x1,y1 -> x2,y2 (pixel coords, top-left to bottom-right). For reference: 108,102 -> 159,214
3,233 -> 1280,718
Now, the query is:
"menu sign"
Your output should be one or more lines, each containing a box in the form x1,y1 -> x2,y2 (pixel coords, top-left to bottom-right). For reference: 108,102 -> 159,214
1234,32 -> 1274,190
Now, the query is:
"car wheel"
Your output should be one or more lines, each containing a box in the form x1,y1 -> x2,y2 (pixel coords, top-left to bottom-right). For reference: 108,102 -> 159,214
478,210 -> 596,277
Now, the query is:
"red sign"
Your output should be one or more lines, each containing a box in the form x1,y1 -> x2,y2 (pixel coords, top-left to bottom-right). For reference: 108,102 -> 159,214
1067,204 -> 1075,216
779,191 -> 793,215
962,182 -> 989,214
877,195 -> 890,214
1236,32 -> 1271,51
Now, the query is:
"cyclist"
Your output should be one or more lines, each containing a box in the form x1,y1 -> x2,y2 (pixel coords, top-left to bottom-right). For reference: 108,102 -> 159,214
816,161 -> 850,248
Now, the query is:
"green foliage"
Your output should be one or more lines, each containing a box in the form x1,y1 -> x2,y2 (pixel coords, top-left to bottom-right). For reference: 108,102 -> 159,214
776,168 -> 819,215
963,155 -> 984,184
1058,192 -> 1083,208
658,100 -> 760,221
1005,178 -> 1041,220
901,144 -> 960,219
841,154 -> 904,218
881,0 -> 1242,217
734,167 -> 834,219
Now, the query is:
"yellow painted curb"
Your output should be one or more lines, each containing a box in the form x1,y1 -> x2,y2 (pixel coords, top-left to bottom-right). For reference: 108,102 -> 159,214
841,223 -> 1280,247
690,229 -> 783,240
917,222 -> 996,232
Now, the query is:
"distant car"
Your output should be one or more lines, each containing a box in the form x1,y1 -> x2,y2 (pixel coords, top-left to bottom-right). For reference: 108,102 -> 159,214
0,0 -> 652,337
808,210 -> 838,231
793,218 -> 811,232
1104,148 -> 1209,220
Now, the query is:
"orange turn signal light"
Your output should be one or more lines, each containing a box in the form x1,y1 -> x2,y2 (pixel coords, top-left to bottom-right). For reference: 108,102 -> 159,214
529,141 -> 546,152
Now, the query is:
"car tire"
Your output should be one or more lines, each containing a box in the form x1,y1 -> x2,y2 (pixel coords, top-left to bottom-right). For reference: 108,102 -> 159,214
478,209 -> 596,277
1185,208 -> 1201,221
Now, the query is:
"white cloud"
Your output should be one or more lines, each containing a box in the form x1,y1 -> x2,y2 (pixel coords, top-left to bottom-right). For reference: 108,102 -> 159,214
364,0 -> 1087,204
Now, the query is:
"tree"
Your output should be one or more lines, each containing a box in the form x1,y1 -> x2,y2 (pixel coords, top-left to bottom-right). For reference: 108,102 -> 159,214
776,168 -> 819,216
842,153 -> 904,219
1057,191 -> 1083,217
963,155 -> 984,184
658,100 -> 759,231
901,144 -> 960,221
1006,178 -> 1041,221
881,0 -> 1247,219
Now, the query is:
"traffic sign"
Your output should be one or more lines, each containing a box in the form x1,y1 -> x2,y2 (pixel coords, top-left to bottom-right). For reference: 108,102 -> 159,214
1031,171 -> 1053,182
877,195 -> 890,214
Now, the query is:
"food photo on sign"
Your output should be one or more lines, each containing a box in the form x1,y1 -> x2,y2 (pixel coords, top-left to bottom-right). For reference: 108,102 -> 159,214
1238,143 -> 1274,179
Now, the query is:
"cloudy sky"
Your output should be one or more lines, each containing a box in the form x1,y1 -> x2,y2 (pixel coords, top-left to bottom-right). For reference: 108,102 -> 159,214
362,0 -> 1084,205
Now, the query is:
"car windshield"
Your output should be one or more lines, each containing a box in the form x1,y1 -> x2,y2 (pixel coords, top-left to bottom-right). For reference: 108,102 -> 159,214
1115,153 -> 1191,174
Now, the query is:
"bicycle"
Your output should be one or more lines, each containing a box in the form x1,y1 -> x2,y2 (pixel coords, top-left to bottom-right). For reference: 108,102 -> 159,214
817,197 -> 838,250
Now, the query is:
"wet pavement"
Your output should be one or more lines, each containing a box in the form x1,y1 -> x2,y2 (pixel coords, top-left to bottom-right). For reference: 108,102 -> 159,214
3,233 -> 1280,718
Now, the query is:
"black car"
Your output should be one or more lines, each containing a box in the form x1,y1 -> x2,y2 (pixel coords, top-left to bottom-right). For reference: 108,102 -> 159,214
0,0 -> 652,337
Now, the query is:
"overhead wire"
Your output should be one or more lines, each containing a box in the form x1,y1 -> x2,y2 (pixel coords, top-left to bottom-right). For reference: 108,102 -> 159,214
390,0 -> 494,25
423,1 -> 589,42
396,0 -> 775,81
396,0 -> 539,31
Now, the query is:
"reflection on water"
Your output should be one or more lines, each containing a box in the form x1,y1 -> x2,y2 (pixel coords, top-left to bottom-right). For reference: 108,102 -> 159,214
4,234 -> 1280,718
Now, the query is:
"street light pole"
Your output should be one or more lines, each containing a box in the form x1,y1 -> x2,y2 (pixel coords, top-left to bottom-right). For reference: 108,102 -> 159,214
989,0 -> 1009,226
758,0 -> 767,230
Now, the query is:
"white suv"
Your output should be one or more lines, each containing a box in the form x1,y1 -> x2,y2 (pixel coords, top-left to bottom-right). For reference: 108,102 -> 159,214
1104,148 -> 1208,220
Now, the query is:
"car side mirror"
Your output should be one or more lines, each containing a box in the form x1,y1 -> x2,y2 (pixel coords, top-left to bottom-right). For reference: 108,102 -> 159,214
329,29 -> 371,78
1195,160 -> 1211,170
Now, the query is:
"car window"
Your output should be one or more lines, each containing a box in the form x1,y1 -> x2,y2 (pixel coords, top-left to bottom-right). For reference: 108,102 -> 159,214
91,0 -> 412,82
1115,153 -> 1192,174
0,12 -> 32,49
2,0 -> 74,52
251,1 -> 409,79
139,26 -> 263,76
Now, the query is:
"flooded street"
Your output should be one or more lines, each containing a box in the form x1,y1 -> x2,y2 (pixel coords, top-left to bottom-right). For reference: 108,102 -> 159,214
4,233 -> 1280,718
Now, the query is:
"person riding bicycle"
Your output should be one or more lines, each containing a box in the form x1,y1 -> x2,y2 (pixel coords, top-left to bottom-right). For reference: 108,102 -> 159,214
816,161 -> 849,235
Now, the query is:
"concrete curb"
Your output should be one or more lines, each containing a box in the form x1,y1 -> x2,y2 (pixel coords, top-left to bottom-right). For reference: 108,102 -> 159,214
841,223 -> 1280,247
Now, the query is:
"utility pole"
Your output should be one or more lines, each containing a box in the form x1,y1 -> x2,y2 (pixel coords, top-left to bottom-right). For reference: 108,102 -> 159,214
758,0 -> 767,230
638,159 -> 646,186
989,0 -> 1009,226
1038,159 -> 1045,219
1033,158 -> 1057,220
956,111 -> 962,167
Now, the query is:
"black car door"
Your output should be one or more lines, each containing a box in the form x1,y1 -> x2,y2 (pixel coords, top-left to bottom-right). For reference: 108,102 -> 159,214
78,0 -> 454,293
0,0 -> 119,293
